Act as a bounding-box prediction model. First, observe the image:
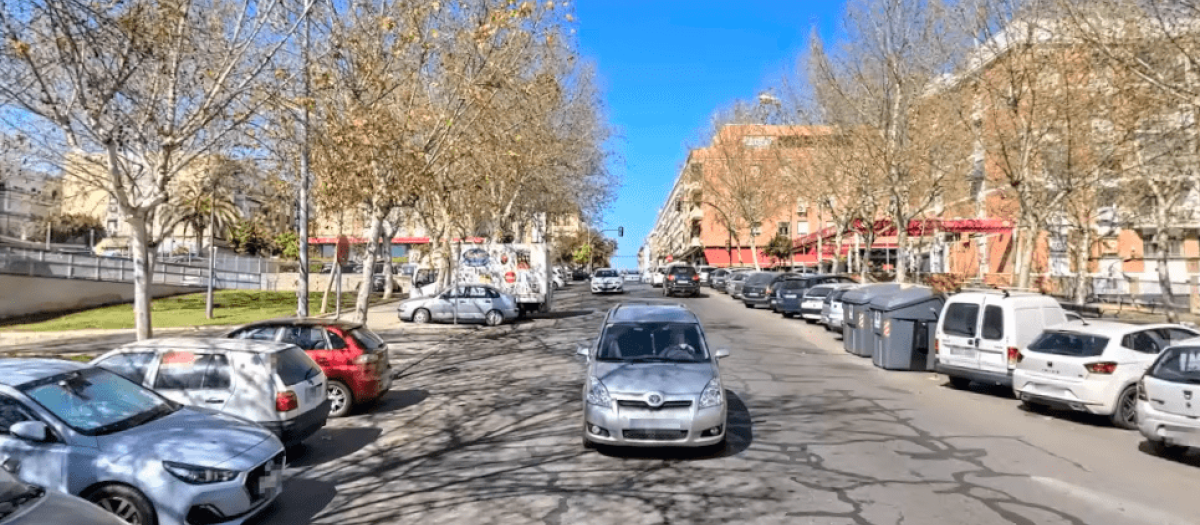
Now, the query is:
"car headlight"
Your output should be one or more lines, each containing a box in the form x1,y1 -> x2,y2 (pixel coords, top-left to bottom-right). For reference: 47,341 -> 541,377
586,377 -> 612,407
698,378 -> 723,408
163,461 -> 239,484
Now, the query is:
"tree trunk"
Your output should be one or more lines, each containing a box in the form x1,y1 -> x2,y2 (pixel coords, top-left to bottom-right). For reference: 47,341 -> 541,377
320,265 -> 335,314
1154,215 -> 1179,322
354,214 -> 384,323
749,234 -> 761,270
129,215 -> 154,340
381,236 -> 395,300
833,231 -> 844,274
1015,221 -> 1037,290
894,219 -> 909,284
1072,225 -> 1092,306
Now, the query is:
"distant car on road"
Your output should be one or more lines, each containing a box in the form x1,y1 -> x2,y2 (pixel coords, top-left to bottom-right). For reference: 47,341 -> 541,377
398,284 -> 520,326
662,265 -> 701,297
578,303 -> 729,449
590,268 -> 624,294
0,359 -> 287,525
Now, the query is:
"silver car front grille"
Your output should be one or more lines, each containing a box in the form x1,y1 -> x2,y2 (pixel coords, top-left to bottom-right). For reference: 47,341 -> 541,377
617,400 -> 693,410
623,429 -> 688,441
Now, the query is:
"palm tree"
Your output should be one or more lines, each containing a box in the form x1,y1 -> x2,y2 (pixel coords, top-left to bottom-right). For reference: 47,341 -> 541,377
170,173 -> 242,256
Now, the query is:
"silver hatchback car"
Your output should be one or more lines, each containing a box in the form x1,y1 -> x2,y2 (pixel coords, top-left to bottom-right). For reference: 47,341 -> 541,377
398,284 -> 520,326
578,304 -> 730,448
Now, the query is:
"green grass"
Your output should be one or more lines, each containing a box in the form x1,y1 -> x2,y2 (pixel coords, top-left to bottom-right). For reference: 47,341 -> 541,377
7,290 -> 383,332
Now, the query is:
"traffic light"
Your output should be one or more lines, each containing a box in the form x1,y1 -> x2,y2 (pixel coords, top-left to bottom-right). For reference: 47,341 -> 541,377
617,227 -> 624,237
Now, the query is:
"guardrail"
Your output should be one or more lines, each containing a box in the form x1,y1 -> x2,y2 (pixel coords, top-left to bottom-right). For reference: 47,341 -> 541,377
0,246 -> 264,290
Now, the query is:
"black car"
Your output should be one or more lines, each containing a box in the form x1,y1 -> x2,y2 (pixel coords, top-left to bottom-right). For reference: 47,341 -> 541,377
772,274 -> 859,316
741,271 -> 798,308
572,268 -> 591,281
662,265 -> 701,297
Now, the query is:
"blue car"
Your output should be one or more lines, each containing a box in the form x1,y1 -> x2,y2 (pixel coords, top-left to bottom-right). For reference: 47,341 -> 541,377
773,275 -> 858,317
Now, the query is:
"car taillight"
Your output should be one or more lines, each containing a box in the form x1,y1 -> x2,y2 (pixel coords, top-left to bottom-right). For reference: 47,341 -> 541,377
692,275 -> 700,281
1006,346 -> 1022,367
1137,378 -> 1147,401
276,391 -> 298,412
668,275 -> 675,281
1085,362 -> 1117,375
934,339 -> 940,354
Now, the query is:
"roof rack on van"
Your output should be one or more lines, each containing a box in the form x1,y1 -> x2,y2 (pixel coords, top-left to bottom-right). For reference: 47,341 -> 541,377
959,286 -> 1043,297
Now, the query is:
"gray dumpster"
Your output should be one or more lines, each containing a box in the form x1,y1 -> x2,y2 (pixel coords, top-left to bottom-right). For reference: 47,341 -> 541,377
869,286 -> 945,371
841,283 -> 903,357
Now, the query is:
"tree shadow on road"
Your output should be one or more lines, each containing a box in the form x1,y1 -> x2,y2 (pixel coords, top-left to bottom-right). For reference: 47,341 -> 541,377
289,427 -> 383,468
245,477 -> 338,525
365,388 -> 429,415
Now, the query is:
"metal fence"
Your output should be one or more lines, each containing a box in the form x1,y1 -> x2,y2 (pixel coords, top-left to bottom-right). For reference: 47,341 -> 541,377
0,246 -> 264,290
156,253 -> 286,274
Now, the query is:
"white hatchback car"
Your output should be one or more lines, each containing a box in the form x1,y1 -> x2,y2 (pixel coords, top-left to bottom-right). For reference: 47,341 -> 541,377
1013,321 -> 1198,428
93,338 -> 332,448
590,268 -> 624,294
1138,339 -> 1200,455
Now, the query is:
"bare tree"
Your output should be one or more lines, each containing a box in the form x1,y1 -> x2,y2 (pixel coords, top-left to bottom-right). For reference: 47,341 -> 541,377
809,0 -> 972,283
0,0 -> 314,339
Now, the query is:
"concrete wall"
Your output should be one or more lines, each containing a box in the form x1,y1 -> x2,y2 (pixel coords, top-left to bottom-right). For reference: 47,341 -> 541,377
0,275 -> 200,319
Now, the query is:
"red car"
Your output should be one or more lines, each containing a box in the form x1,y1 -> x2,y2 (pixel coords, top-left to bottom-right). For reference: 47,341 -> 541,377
227,319 -> 393,417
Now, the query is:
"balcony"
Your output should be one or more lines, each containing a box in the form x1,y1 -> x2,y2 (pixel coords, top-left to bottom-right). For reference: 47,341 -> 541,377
689,206 -> 703,221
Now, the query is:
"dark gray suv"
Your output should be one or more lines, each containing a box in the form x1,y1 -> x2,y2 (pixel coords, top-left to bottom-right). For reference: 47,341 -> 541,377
663,265 -> 701,297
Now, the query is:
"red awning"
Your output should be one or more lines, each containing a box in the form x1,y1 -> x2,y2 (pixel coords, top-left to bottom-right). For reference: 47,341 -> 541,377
703,248 -> 785,268
792,218 -> 1013,251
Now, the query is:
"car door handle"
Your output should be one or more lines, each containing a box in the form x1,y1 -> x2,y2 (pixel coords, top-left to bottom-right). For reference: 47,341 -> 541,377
2,458 -> 20,474
204,398 -> 224,404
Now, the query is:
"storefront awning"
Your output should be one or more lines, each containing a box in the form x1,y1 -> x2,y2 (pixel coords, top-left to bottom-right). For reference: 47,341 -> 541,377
792,218 -> 1013,251
308,236 -> 487,245
703,248 -> 785,268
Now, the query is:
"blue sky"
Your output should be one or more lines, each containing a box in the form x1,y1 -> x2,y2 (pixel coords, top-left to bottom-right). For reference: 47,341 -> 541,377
574,1 -> 846,269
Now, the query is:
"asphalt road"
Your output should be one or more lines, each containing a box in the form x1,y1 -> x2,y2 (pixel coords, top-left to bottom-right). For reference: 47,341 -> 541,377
250,282 -> 1200,525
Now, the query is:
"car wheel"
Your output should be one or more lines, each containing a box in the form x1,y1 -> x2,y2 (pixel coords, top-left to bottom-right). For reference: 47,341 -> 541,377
947,376 -> 971,390
1147,439 -> 1186,457
412,309 -> 431,324
1110,385 -> 1139,430
86,484 -> 157,525
327,380 -> 355,418
485,309 -> 504,326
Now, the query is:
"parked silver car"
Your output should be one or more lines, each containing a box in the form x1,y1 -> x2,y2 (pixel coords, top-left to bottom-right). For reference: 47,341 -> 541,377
0,470 -> 127,525
0,359 -> 286,525
398,284 -> 520,326
578,304 -> 730,448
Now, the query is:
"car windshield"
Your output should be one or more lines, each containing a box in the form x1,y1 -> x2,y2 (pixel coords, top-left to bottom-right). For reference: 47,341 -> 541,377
746,273 -> 775,285
1027,332 -> 1110,357
669,267 -> 695,275
19,367 -> 178,437
1148,346 -> 1200,384
597,323 -> 709,362
595,270 -> 618,278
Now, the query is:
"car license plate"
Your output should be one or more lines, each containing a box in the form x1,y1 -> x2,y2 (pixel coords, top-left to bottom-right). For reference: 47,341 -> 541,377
628,419 -> 683,430
747,293 -> 759,297
259,463 -> 282,497
784,294 -> 797,299
949,347 -> 975,357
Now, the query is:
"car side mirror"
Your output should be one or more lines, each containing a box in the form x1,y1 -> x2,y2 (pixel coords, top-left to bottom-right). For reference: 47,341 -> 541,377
576,344 -> 590,357
10,421 -> 52,443
715,348 -> 731,359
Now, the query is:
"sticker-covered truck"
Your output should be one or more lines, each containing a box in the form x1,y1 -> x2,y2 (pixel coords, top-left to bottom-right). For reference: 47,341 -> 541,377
411,242 -> 554,316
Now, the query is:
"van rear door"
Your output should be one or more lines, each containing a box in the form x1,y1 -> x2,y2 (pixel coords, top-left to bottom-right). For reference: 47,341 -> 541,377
976,302 -> 1010,376
938,300 -> 982,370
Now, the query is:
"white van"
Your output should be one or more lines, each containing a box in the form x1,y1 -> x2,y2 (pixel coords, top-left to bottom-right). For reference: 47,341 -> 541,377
92,338 -> 331,448
935,291 -> 1067,389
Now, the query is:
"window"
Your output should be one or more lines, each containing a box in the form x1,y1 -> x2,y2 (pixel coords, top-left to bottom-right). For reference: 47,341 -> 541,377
349,328 -> 386,353
1150,346 -> 1200,382
236,326 -> 279,341
326,330 -> 348,350
777,222 -> 790,237
1159,328 -> 1200,344
1122,331 -> 1163,354
281,326 -> 330,350
274,347 -> 321,386
943,303 -> 980,337
797,221 -> 809,236
1028,332 -> 1110,357
467,286 -> 490,298
154,353 -> 231,390
742,136 -> 773,148
94,352 -> 155,384
797,200 -> 808,214
751,222 -> 762,237
321,245 -> 336,258
981,305 -> 1004,340
1145,238 -> 1184,257
0,396 -> 33,434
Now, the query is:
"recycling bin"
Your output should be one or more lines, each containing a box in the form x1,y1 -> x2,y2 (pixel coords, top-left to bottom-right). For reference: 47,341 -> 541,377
840,283 -> 903,357
869,286 -> 945,371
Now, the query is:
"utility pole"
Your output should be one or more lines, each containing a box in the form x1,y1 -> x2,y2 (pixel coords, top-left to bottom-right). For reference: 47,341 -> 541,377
206,201 -> 216,319
296,2 -> 312,318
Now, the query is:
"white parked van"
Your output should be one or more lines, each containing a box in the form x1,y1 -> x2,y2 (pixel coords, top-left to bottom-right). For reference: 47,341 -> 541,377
934,291 -> 1068,389
92,338 -> 331,447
